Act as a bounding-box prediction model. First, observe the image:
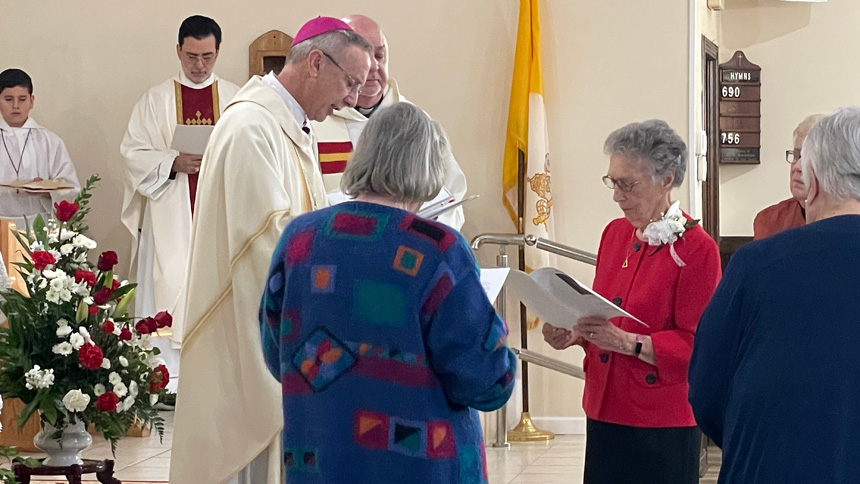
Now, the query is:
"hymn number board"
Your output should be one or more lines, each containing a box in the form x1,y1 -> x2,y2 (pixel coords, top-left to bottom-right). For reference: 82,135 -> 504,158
719,51 -> 761,164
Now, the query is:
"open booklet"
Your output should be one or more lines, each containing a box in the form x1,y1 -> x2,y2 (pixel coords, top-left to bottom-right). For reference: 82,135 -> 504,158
0,178 -> 76,192
505,267 -> 647,330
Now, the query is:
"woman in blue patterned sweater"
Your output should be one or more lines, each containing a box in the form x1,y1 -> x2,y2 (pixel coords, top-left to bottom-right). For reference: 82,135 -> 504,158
259,103 -> 516,483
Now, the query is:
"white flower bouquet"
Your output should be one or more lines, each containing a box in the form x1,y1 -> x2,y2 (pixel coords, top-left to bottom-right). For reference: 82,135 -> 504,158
0,175 -> 170,452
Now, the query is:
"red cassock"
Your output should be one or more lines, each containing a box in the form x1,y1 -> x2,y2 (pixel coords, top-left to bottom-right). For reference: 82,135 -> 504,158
583,217 -> 721,428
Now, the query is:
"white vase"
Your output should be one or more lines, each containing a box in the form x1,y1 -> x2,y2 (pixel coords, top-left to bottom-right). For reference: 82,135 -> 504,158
33,419 -> 92,467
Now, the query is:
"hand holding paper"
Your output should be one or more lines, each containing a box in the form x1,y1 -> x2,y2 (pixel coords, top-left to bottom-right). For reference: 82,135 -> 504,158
170,125 -> 215,156
506,267 -> 646,331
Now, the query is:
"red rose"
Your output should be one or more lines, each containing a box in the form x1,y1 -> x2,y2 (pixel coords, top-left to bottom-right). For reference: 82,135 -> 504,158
31,251 -> 56,271
73,269 -> 96,287
78,343 -> 104,370
88,305 -> 99,315
135,318 -> 155,335
150,364 -> 170,393
97,251 -> 118,271
96,392 -> 119,412
92,287 -> 113,305
54,200 -> 79,222
119,328 -> 132,341
100,320 -> 115,334
154,311 -> 173,328
111,279 -> 120,291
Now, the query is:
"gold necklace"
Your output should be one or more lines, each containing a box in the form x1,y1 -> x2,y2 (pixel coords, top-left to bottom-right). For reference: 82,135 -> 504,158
621,228 -> 637,268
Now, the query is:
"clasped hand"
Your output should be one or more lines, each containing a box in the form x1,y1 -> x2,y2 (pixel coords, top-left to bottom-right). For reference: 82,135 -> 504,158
542,316 -> 631,354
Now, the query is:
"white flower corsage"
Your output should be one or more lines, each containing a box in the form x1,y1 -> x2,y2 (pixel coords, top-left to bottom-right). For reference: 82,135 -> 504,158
642,201 -> 699,267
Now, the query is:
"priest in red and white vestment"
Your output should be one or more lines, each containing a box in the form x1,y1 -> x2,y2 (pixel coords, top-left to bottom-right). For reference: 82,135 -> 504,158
119,16 -> 239,360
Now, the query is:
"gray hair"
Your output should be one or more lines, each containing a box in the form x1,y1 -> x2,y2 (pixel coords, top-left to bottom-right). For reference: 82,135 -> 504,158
286,29 -> 372,64
341,103 -> 449,203
603,119 -> 687,188
793,113 -> 826,144
801,106 -> 860,201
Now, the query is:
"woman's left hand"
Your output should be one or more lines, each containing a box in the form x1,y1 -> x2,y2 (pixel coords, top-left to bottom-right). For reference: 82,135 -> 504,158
575,316 -> 632,354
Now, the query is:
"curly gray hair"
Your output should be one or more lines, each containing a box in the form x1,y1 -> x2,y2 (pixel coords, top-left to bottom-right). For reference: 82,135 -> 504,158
603,119 -> 687,188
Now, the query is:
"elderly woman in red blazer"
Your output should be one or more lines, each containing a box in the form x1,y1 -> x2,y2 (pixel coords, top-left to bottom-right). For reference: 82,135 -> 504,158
543,119 -> 721,484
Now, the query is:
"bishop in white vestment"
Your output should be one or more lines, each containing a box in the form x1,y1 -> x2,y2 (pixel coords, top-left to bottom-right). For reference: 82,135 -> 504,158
170,74 -> 328,484
170,16 -> 373,483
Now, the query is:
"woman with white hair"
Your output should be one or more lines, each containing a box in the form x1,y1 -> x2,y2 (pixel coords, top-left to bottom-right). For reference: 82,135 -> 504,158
753,113 -> 826,239
258,102 -> 515,483
690,106 -> 860,483
543,119 -> 721,483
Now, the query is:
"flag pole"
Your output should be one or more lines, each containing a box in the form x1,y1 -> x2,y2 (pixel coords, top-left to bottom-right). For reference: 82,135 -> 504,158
507,148 -> 554,442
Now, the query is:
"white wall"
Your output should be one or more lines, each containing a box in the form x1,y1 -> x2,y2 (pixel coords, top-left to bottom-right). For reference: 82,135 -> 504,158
718,0 -> 859,235
0,0 -> 693,424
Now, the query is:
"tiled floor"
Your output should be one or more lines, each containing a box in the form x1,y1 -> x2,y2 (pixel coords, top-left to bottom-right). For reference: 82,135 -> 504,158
20,413 -> 722,483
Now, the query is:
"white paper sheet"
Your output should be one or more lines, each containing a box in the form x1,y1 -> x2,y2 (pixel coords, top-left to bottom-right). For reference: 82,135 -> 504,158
170,125 -> 215,155
479,267 -> 510,302
505,267 -> 647,330
418,194 -> 479,220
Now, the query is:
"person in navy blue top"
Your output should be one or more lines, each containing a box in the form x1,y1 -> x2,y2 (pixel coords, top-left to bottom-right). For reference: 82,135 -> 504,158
259,103 -> 515,483
690,106 -> 860,484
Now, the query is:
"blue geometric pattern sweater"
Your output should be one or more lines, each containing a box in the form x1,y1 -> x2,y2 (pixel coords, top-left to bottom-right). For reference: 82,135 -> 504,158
259,201 -> 516,483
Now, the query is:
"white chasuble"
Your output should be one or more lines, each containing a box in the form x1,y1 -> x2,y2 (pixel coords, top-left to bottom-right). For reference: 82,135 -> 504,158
170,76 -> 327,484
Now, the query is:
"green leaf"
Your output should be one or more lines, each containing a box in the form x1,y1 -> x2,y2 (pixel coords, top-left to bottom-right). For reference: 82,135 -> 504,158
41,397 -> 58,425
31,215 -> 48,248
76,298 -> 89,323
17,393 -> 41,431
114,287 -> 135,317
110,283 -> 136,300
11,229 -> 33,256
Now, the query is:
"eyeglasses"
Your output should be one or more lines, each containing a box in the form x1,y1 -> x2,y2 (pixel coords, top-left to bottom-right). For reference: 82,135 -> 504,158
602,175 -> 641,193
320,51 -> 363,95
786,148 -> 801,164
182,51 -> 217,65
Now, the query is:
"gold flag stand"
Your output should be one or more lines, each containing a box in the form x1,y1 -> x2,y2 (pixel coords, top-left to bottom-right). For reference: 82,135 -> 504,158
507,411 -> 554,442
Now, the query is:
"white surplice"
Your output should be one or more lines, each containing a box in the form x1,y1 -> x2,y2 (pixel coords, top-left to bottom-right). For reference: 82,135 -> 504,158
312,78 -> 468,230
119,72 -> 240,352
170,75 -> 327,484
0,117 -> 80,226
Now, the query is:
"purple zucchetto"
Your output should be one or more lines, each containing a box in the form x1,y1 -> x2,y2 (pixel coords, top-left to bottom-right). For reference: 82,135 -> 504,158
292,16 -> 353,46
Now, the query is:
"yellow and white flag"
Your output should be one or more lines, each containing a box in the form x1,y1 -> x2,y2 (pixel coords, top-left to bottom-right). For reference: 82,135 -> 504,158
502,0 -> 555,284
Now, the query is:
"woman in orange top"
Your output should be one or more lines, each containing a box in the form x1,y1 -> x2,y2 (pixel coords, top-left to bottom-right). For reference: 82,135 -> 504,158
543,120 -> 721,484
753,114 -> 825,239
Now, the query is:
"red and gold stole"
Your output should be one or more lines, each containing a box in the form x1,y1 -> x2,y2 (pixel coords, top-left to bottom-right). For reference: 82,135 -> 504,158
174,80 -> 221,215
318,141 -> 353,176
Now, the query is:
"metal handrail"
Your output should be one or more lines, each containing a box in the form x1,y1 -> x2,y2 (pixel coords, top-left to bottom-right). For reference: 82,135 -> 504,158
471,232 -> 595,446
470,233 -> 597,266
514,348 -> 584,380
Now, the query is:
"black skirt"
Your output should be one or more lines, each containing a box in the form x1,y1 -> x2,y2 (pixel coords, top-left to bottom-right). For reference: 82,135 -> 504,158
584,419 -> 701,484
